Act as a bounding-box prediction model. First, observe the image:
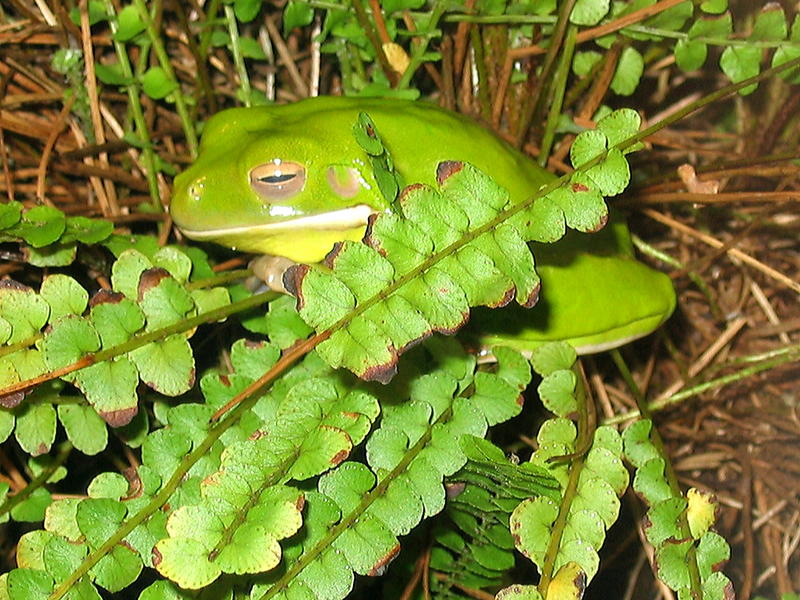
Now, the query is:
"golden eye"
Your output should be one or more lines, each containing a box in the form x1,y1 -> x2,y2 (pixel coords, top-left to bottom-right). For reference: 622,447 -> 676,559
250,161 -> 305,201
326,165 -> 362,199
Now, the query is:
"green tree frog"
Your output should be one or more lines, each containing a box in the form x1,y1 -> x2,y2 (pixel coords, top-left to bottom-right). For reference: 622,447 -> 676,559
171,96 -> 675,354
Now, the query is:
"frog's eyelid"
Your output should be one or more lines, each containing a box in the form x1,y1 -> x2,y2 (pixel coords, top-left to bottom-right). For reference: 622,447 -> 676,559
250,161 -> 305,201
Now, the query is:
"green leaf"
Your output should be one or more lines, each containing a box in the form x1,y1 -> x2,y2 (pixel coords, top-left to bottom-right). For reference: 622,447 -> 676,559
471,370 -> 525,425
752,4 -> 786,41
644,0 -> 692,31
572,51 -> 602,77
58,404 -> 108,455
695,530 -> 730,578
645,497 -> 687,546
284,1 -> 315,34
42,535 -> 88,582
6,568 -> 54,599
11,487 -> 52,522
40,275 -> 88,323
129,335 -> 195,396
87,472 -> 129,499
95,62 -> 131,86
0,281 -> 49,344
572,476 -> 619,529
570,0 -> 609,25
94,63 -> 133,87
538,368 -> 577,417
89,293 -> 145,348
91,543 -> 142,592
772,18 -> 800,83
153,538 -> 220,589
114,5 -> 146,41
190,287 -> 231,316
234,0 -> 262,22
352,112 -> 385,155
702,572 -> 735,600
26,243 -> 76,267
75,357 -> 139,426
155,474 -> 303,587
530,341 -> 577,376
585,148 -> 630,196
583,443 -> 628,496
622,419 -> 661,467
43,498 -> 82,541
610,47 -> 644,95
570,129 -> 607,169
68,1 -> 107,26
720,45 -> 761,95
12,205 -> 66,247
675,39 -> 707,71
0,200 -> 22,229
111,249 -> 153,299
596,107 -> 641,151
236,36 -> 264,59
152,247 -> 193,283
137,269 -> 195,330
0,409 -> 13,444
689,13 -> 733,39
41,315 -> 101,379
633,458 -> 673,504
17,529 -> 52,569
655,539 -> 692,590
141,66 -> 178,99
15,403 -> 57,456
295,162 -> 547,381
510,496 -> 559,566
700,0 -> 726,13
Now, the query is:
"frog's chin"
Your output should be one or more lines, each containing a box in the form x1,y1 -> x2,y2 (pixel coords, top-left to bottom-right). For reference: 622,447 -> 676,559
176,204 -> 377,263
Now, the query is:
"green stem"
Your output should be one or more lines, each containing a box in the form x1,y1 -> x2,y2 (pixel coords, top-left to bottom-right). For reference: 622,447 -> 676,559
49,397 -> 257,599
538,25 -> 577,166
604,344 -> 800,424
396,0 -> 447,90
0,443 -> 72,520
224,4 -> 252,106
538,364 -> 591,594
350,0 -> 397,86
610,350 -> 703,599
0,291 -> 275,400
103,0 -> 162,209
514,0 -> 576,149
132,0 -> 199,157
259,404 -> 456,599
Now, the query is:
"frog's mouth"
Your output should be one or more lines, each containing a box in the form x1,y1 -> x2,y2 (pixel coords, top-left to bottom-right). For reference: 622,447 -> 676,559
176,204 -> 377,241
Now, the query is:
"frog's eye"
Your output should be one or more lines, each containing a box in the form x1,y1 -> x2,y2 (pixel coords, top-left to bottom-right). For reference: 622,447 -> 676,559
327,166 -> 362,199
250,161 -> 305,201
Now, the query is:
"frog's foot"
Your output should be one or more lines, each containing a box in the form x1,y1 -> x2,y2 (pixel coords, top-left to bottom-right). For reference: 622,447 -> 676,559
248,255 -> 297,295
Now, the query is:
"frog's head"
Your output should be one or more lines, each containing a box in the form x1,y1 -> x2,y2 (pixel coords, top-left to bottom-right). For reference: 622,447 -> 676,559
171,106 -> 389,263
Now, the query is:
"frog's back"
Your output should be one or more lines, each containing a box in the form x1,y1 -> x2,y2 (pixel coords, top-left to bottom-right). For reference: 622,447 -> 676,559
205,96 -> 552,199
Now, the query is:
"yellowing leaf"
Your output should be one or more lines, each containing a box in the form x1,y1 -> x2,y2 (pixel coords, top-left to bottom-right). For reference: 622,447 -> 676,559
687,487 -> 717,539
546,561 -> 587,600
383,42 -> 410,74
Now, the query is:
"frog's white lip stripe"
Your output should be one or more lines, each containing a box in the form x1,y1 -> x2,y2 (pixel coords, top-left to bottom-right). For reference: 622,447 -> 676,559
178,204 -> 377,239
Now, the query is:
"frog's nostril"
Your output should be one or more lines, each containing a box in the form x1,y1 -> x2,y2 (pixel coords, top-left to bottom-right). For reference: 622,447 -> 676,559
250,161 -> 305,201
188,178 -> 205,202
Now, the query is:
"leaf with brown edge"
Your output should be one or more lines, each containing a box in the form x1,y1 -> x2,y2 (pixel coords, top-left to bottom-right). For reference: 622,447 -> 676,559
294,162 -> 541,382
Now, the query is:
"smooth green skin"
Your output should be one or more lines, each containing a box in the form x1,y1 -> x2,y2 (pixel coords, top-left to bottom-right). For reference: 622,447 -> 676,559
171,96 -> 675,354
